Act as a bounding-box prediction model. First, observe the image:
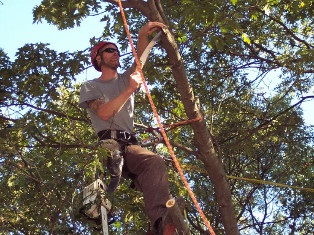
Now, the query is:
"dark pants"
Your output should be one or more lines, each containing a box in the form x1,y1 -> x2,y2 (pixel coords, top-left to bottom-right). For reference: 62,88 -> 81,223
123,144 -> 170,225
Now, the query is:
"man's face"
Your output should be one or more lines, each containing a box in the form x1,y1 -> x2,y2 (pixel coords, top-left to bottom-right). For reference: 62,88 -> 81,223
97,44 -> 120,70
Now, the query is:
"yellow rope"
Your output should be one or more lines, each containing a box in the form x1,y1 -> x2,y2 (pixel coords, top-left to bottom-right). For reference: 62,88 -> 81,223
227,175 -> 314,193
181,164 -> 314,193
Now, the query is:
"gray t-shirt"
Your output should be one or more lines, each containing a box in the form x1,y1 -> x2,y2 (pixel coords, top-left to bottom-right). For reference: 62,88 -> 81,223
79,69 -> 134,133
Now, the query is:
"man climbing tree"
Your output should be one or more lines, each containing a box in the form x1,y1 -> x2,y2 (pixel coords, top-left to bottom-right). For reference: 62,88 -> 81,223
2,1 -> 312,234
79,21 -> 179,235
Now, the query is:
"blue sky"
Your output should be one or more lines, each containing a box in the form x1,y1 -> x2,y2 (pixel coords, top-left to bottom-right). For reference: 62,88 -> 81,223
0,0 -> 104,80
0,0 -> 102,57
1,0 -> 313,125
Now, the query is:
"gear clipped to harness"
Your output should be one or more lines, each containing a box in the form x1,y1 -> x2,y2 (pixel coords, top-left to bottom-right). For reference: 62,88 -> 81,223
107,149 -> 124,193
100,139 -> 124,193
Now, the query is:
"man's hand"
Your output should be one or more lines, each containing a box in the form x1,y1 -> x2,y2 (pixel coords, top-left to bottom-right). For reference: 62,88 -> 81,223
129,71 -> 143,91
138,22 -> 167,38
137,22 -> 167,58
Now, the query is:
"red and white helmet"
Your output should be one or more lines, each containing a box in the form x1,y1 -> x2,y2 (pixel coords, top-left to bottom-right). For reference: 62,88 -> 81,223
91,41 -> 118,71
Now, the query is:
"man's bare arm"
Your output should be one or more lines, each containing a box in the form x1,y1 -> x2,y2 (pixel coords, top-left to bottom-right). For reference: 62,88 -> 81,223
87,71 -> 142,121
87,99 -> 104,113
87,98 -> 119,120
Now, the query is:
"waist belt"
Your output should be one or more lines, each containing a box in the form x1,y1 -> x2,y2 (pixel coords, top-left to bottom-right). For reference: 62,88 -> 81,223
97,130 -> 137,144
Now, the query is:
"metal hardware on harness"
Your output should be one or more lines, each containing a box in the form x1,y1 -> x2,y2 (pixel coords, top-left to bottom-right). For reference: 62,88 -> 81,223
110,130 -> 117,139
139,128 -> 163,148
122,131 -> 131,140
82,179 -> 112,235
109,130 -> 132,140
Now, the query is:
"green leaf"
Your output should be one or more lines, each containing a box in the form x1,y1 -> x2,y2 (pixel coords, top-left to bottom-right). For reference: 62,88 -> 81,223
230,0 -> 238,6
7,175 -> 16,187
242,33 -> 251,44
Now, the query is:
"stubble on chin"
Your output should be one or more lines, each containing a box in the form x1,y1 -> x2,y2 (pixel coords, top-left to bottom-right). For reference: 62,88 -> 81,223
111,61 -> 120,70
104,59 -> 120,70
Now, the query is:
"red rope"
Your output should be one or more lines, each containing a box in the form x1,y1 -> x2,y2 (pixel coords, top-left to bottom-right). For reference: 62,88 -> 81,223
164,116 -> 203,131
117,1 -> 215,234
146,116 -> 203,132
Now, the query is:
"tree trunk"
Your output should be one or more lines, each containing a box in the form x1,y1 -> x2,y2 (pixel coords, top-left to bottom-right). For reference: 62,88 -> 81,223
160,26 -> 240,235
142,2 -> 240,235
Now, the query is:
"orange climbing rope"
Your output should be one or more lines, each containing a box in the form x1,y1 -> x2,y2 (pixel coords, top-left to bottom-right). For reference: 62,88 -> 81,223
117,1 -> 215,234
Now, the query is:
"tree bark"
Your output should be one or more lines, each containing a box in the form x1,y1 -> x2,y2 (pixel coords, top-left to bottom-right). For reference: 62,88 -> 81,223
160,25 -> 240,235
166,198 -> 190,234
143,3 -> 240,235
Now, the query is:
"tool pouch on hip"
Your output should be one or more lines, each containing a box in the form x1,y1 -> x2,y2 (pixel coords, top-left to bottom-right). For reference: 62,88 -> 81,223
100,139 -> 124,193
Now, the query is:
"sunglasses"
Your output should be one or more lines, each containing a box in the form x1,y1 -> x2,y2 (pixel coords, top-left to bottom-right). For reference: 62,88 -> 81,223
99,48 -> 120,56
